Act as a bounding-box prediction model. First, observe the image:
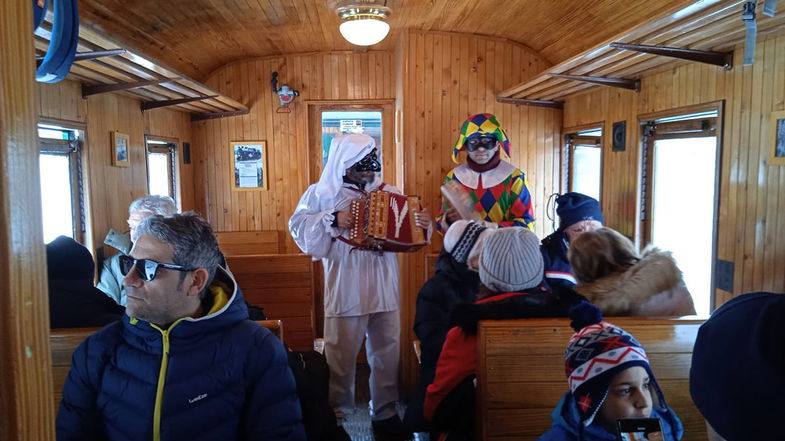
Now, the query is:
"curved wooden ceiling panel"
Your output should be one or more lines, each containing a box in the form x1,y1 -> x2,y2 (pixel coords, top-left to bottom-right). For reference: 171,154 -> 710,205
77,0 -> 697,79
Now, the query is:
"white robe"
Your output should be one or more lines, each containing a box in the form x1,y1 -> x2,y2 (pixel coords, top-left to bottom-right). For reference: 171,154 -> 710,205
289,180 -> 401,317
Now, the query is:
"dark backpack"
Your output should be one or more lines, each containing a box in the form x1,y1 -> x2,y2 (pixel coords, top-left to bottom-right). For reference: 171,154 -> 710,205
287,350 -> 349,441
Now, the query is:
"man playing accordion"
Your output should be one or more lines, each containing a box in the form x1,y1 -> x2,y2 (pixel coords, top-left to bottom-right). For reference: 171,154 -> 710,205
289,133 -> 431,441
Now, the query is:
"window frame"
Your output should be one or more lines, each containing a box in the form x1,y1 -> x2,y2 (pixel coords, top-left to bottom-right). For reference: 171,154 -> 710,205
144,135 -> 178,204
38,123 -> 86,244
562,123 -> 604,204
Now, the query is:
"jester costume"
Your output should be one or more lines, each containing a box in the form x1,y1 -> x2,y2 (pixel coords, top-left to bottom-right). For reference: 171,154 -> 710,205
435,113 -> 535,233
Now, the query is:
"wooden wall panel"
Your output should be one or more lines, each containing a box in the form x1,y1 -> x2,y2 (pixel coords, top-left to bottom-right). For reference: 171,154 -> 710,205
563,30 -> 785,307
193,50 -> 395,253
34,79 -> 196,254
0,0 -> 55,438
144,108 -> 195,211
37,79 -> 86,123
397,30 -> 560,393
83,93 -> 148,256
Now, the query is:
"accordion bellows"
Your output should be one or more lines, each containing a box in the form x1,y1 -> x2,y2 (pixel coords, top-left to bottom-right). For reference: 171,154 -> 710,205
349,191 -> 426,252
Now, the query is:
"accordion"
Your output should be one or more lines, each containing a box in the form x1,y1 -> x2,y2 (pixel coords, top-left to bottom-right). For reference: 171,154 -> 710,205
348,190 -> 426,252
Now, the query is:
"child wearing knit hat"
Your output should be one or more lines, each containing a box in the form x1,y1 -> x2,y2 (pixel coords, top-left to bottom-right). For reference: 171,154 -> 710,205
404,220 -> 495,432
537,302 -> 683,441
423,227 -> 584,440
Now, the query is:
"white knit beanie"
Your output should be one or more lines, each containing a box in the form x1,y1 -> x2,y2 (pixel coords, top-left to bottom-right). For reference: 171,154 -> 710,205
479,227 -> 544,292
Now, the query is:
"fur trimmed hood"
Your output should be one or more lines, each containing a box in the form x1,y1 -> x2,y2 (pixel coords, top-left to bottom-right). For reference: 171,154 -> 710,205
575,247 -> 696,316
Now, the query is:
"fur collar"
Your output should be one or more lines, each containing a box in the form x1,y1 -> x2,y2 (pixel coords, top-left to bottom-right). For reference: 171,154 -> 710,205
575,247 -> 683,316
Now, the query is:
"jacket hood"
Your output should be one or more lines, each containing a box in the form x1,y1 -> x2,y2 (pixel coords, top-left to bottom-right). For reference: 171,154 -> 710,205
574,248 -> 682,316
435,249 -> 480,284
103,229 -> 133,254
547,392 -> 683,441
124,265 -> 248,341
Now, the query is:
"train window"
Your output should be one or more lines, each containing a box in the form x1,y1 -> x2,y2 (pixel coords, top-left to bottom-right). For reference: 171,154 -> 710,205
321,110 -> 383,171
145,137 -> 177,201
38,124 -> 85,243
565,127 -> 602,202
642,109 -> 720,315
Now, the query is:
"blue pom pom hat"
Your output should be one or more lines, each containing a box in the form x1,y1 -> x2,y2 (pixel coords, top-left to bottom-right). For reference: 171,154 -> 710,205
564,302 -> 669,426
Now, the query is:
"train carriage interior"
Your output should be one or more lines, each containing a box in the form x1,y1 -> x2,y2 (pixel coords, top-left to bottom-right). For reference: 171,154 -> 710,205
2,0 -> 785,440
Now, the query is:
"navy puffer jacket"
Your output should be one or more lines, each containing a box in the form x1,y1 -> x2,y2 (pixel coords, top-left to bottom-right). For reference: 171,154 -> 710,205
56,266 -> 306,441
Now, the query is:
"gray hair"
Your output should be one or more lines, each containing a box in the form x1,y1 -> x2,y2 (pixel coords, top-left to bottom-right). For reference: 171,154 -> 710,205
135,212 -> 222,298
129,195 -> 177,216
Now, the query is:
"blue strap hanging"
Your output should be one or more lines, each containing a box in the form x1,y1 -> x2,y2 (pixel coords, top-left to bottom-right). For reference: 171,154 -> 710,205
36,0 -> 79,83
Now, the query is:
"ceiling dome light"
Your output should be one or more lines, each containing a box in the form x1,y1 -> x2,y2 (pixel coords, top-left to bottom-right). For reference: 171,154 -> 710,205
336,4 -> 391,46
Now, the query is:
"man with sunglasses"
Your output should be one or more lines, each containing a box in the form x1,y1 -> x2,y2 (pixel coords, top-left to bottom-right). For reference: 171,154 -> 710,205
57,213 -> 305,441
435,113 -> 535,233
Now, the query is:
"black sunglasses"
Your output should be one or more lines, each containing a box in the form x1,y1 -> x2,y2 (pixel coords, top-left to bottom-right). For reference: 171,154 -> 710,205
466,136 -> 497,152
119,254 -> 196,282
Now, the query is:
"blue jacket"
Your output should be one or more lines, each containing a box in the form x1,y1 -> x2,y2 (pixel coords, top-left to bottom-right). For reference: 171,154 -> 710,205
540,230 -> 577,289
536,392 -> 683,441
56,266 -> 306,441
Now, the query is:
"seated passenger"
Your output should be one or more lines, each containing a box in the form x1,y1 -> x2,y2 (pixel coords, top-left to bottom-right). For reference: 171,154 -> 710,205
97,195 -> 177,306
540,192 -> 604,289
537,302 -> 683,441
423,227 -> 583,440
47,235 -> 124,328
690,291 -> 785,441
404,220 -> 494,432
568,227 -> 695,316
56,213 -> 305,441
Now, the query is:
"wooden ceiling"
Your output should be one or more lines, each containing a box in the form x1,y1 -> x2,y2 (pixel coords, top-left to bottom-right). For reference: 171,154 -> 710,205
76,0 -> 698,80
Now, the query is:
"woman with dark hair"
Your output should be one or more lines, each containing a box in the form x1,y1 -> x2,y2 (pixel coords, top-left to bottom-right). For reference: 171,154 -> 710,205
568,228 -> 695,317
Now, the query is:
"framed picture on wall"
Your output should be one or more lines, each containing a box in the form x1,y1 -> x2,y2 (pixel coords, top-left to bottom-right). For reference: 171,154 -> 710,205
111,131 -> 130,167
230,141 -> 268,190
771,110 -> 785,166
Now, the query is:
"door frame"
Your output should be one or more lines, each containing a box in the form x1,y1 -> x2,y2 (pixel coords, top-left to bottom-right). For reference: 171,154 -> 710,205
637,100 -> 725,312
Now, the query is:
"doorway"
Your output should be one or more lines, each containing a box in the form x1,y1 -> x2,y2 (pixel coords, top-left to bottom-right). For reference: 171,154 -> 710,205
305,100 -> 395,338
640,105 -> 722,316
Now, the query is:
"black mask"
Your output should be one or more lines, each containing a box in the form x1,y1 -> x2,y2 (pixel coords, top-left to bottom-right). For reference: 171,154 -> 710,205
354,149 -> 381,172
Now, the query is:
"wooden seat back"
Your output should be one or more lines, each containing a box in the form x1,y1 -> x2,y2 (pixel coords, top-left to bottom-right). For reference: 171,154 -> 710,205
225,254 -> 314,351
476,317 -> 706,441
215,230 -> 281,255
50,320 -> 285,410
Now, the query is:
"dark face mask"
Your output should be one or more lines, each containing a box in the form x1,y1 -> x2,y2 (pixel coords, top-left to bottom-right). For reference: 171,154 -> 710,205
354,149 -> 381,172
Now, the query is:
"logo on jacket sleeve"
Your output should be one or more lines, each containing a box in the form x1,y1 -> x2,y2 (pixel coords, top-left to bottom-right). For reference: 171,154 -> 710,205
188,393 -> 208,404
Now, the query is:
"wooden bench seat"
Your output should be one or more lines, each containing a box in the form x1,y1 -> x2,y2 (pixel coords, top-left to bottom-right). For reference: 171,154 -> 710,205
476,317 -> 706,441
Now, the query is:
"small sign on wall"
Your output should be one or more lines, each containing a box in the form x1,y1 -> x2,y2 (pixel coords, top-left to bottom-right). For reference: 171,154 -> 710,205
340,119 -> 363,133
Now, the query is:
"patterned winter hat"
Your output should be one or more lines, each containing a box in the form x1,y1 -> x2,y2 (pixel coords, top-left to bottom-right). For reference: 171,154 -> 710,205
564,302 -> 667,425
443,220 -> 488,264
452,113 -> 511,163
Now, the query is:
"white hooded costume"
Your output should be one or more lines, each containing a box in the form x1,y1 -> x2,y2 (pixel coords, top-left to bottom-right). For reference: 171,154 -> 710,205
290,133 -> 419,421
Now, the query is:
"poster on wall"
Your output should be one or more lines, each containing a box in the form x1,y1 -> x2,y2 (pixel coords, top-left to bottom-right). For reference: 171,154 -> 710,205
230,141 -> 267,190
771,110 -> 785,166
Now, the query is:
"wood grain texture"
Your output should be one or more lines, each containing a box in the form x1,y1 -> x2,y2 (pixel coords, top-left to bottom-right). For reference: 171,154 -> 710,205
224,254 -> 315,351
192,50 -> 394,253
563,30 -> 785,308
396,30 -> 560,394
143,107 -> 195,211
477,318 -> 706,441
0,0 -> 56,438
72,0 -> 697,80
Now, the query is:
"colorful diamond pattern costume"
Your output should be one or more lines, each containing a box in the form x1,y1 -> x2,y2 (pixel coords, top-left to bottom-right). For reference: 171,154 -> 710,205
437,114 -> 535,233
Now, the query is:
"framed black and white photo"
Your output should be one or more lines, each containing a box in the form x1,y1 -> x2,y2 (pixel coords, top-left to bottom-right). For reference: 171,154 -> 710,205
230,141 -> 267,190
111,131 -> 130,167
771,110 -> 785,166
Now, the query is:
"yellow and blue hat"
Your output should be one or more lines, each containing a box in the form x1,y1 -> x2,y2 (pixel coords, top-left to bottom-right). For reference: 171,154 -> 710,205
452,113 -> 511,163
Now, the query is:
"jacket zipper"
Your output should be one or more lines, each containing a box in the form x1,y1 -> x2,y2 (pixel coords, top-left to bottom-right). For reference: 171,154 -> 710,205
151,320 -> 183,441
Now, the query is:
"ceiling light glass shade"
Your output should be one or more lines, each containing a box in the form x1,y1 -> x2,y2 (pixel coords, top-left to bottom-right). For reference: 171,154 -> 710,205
339,18 -> 390,46
336,5 -> 392,46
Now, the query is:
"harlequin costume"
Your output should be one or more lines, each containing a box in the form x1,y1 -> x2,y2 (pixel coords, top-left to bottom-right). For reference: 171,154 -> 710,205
435,113 -> 535,234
